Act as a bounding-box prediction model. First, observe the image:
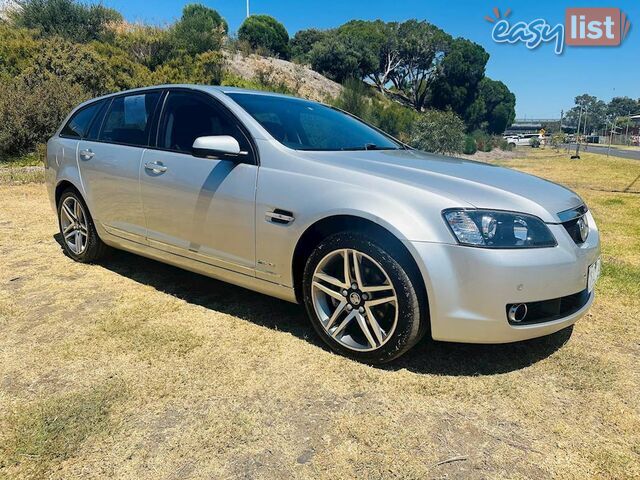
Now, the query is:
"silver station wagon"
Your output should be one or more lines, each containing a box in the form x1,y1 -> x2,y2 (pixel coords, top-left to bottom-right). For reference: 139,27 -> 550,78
46,85 -> 601,363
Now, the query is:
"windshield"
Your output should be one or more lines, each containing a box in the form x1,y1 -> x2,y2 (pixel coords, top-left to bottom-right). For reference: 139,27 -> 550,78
226,92 -> 402,151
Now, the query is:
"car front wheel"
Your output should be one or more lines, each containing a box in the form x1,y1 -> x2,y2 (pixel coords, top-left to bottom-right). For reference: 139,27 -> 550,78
302,232 -> 426,364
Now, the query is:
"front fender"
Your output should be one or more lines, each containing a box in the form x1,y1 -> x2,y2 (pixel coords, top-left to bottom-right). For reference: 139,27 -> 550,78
254,160 -> 457,288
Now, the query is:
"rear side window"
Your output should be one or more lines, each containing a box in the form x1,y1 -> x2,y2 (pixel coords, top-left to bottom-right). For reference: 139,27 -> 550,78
85,100 -> 110,141
60,101 -> 103,139
99,92 -> 161,147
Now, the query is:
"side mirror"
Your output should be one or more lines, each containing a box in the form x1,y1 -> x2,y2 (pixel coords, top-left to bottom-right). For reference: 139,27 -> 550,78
192,135 -> 247,159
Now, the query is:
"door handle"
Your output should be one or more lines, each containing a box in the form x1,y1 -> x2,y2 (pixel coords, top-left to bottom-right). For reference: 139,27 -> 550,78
265,209 -> 294,225
144,162 -> 168,173
79,149 -> 94,159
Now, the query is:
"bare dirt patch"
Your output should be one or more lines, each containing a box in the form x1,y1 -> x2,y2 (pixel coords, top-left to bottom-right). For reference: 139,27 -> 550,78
224,52 -> 342,102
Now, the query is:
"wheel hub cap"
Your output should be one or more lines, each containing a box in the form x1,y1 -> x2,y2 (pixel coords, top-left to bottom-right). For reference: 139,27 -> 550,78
349,291 -> 362,306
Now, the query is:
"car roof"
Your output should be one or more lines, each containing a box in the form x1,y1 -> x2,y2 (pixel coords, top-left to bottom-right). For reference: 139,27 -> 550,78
81,84 -> 304,105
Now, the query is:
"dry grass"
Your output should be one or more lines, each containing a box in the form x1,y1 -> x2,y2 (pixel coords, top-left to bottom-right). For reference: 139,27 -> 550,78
0,149 -> 638,479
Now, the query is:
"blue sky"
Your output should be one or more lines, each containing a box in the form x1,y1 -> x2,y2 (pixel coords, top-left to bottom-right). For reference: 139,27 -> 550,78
94,0 -> 639,118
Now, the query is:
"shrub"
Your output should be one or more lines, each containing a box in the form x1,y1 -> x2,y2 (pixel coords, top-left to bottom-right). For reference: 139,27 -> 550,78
0,25 -> 41,77
0,75 -> 88,159
463,135 -> 477,154
332,78 -> 370,119
115,25 -> 173,70
221,71 -> 291,95
494,136 -> 512,151
529,137 -> 541,148
153,51 -> 224,85
9,0 -> 122,43
169,4 -> 227,57
550,132 -> 565,151
238,15 -> 289,59
18,39 -> 152,96
368,100 -> 418,143
410,110 -> 466,155
471,130 -> 492,152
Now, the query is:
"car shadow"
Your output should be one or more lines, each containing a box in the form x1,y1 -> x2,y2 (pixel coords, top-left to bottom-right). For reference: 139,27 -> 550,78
53,234 -> 573,376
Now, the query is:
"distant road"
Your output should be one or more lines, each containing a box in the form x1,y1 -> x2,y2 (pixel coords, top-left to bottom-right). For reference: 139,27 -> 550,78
561,144 -> 640,161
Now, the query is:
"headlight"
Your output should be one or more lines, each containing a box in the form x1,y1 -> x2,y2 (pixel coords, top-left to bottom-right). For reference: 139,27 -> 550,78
443,209 -> 557,248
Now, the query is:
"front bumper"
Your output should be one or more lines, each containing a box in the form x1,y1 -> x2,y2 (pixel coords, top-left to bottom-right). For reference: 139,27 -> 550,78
409,213 -> 600,343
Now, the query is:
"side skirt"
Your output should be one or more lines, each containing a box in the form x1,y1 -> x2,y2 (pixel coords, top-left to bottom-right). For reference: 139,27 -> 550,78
96,224 -> 298,304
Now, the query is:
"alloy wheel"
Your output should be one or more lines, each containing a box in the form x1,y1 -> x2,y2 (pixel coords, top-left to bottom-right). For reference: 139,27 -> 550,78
60,196 -> 89,255
311,249 -> 398,351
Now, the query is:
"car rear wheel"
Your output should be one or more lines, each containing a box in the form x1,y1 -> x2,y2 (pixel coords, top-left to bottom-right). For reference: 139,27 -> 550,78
57,189 -> 108,263
302,232 -> 426,364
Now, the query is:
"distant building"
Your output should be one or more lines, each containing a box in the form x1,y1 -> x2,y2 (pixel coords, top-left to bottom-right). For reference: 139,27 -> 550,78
505,118 -> 571,135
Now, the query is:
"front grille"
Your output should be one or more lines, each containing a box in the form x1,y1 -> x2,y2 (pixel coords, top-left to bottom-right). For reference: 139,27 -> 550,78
562,218 -> 585,244
558,205 -> 588,245
506,288 -> 590,326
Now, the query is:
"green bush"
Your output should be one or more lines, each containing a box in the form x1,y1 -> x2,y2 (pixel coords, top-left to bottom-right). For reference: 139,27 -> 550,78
169,4 -> 227,57
331,80 -> 418,143
332,78 -> 370,119
368,100 -> 418,143
471,130 -> 492,152
290,28 -> 328,63
221,70 -> 291,95
529,137 -> 541,148
115,25 -> 173,70
9,0 -> 122,43
494,136 -> 513,151
153,51 -> 224,85
0,75 -> 88,159
238,15 -> 289,59
550,132 -> 565,151
463,135 -> 477,154
410,110 -> 466,155
0,25 -> 41,77
18,39 -> 153,96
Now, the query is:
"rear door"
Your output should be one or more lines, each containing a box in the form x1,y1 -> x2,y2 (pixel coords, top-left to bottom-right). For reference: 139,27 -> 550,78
55,101 -> 106,191
139,89 -> 258,274
77,91 -> 162,242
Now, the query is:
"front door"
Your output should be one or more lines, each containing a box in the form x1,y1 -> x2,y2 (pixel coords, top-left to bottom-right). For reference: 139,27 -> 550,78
139,90 -> 258,275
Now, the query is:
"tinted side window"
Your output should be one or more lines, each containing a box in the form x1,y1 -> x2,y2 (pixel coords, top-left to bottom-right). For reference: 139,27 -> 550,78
100,92 -> 161,147
159,91 -> 251,155
60,101 -> 103,139
86,100 -> 110,141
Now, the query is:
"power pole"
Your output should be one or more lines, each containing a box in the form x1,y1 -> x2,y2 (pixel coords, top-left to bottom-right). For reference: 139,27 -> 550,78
607,118 -> 614,157
625,111 -> 631,146
246,0 -> 250,18
572,106 -> 583,159
583,107 -> 588,150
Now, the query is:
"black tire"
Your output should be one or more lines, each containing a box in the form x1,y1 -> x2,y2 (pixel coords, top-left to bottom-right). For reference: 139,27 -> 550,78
302,232 -> 427,364
57,189 -> 109,263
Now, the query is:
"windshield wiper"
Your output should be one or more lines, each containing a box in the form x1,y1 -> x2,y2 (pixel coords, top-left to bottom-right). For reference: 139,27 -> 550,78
340,144 -> 400,151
